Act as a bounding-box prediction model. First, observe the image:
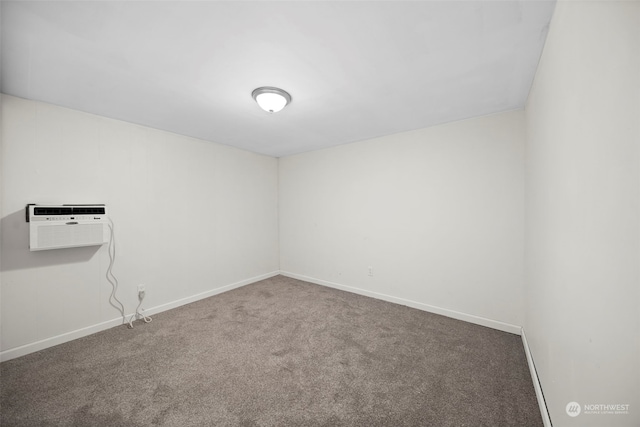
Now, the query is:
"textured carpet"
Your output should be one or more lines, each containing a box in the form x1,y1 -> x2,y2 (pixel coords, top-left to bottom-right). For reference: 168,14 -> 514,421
0,275 -> 542,426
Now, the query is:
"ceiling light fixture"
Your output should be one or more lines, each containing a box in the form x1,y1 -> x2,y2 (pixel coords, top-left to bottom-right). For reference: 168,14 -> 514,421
252,87 -> 291,113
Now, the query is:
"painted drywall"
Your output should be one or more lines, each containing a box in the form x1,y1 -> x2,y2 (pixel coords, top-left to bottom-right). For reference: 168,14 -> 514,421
279,110 -> 525,331
525,1 -> 640,426
0,95 -> 279,359
0,93 -> 4,352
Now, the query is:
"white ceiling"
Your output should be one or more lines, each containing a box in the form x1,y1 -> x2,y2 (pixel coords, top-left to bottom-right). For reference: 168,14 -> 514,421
1,1 -> 555,157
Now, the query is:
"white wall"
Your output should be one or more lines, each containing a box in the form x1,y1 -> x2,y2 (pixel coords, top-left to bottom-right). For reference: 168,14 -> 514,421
0,93 -> 4,353
0,95 -> 279,360
280,110 -> 525,331
525,1 -> 640,426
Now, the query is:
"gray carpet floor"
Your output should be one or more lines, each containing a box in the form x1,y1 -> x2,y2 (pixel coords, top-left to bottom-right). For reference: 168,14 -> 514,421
0,275 -> 542,426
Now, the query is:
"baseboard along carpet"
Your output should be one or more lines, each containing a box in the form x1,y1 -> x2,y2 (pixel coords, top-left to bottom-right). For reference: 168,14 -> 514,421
0,275 -> 542,426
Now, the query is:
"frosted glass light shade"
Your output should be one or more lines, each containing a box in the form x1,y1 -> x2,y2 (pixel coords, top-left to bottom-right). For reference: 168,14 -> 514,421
256,93 -> 287,113
252,87 -> 291,113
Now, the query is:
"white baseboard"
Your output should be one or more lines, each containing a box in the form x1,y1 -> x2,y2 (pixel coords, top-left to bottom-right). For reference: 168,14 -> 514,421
140,271 -> 279,318
0,271 -> 279,362
280,271 -> 522,335
521,328 -> 552,427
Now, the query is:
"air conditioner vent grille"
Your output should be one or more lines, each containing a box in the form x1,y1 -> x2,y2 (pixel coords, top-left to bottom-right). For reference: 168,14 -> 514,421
72,207 -> 106,215
34,207 -> 74,216
32,206 -> 106,216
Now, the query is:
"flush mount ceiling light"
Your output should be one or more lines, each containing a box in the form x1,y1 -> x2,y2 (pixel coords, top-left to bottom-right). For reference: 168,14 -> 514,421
252,87 -> 291,113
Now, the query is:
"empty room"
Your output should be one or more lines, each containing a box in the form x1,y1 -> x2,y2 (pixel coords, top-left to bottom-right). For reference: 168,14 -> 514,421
0,1 -> 638,426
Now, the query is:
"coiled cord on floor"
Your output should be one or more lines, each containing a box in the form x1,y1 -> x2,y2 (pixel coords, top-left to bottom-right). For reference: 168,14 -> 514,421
128,292 -> 152,328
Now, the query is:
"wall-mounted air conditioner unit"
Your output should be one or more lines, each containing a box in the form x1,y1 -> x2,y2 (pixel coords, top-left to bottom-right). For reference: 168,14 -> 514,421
26,204 -> 109,251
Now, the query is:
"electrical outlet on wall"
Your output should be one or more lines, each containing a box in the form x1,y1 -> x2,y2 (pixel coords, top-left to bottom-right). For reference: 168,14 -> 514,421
368,266 -> 373,277
137,284 -> 146,293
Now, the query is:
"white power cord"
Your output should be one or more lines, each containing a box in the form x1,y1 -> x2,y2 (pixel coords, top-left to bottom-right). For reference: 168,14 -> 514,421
107,217 -> 152,329
106,218 -> 127,327
128,290 -> 152,328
